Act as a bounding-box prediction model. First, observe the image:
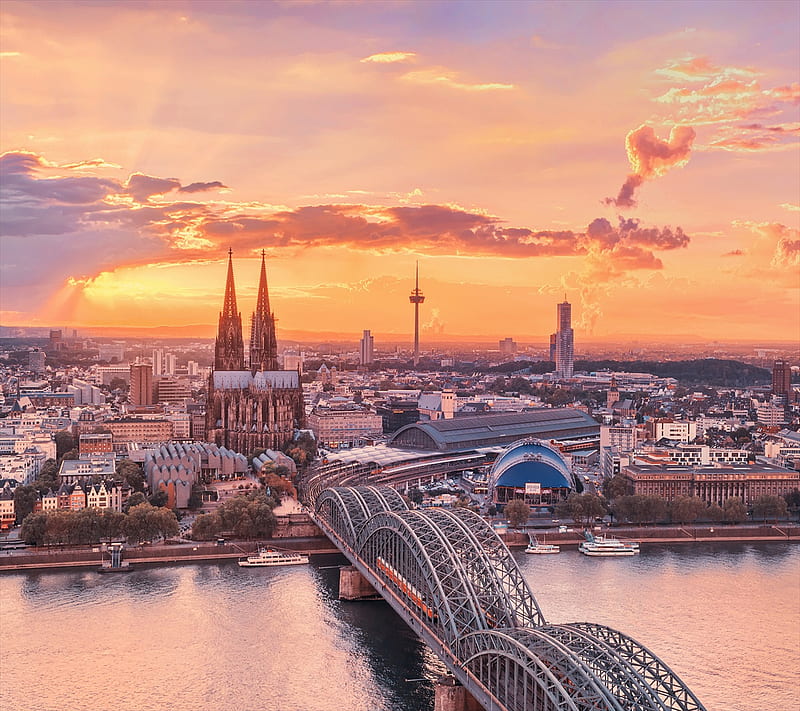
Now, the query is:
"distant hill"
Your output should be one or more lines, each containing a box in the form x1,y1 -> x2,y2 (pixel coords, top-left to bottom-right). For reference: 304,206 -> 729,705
489,358 -> 771,386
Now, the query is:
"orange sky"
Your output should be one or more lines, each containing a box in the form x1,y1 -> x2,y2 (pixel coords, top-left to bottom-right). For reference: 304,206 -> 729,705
1,1 -> 798,342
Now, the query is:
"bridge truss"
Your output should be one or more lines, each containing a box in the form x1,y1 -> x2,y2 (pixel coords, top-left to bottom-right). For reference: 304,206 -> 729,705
312,485 -> 706,711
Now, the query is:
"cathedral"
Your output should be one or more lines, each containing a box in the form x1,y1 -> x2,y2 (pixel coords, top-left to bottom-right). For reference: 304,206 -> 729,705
205,250 -> 305,455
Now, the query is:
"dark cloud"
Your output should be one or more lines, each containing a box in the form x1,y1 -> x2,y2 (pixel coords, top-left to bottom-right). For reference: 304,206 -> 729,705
125,173 -> 181,202
722,249 -> 744,257
178,180 -> 227,193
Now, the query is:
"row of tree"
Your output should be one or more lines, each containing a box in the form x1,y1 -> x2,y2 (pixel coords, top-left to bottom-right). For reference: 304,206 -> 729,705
191,491 -> 278,541
20,503 -> 179,546
503,492 -> 791,528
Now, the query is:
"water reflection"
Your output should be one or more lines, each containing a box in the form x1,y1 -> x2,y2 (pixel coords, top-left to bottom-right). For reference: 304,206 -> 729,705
1,544 -> 797,711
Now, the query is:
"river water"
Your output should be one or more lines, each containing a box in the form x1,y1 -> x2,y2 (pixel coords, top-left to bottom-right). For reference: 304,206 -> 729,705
1,542 -> 798,711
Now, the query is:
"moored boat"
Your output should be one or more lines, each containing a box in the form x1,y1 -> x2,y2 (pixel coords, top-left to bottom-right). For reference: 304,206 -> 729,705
238,548 -> 309,567
525,534 -> 560,554
579,531 -> 639,557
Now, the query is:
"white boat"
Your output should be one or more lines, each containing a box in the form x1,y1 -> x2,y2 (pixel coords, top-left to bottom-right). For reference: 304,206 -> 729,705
579,532 -> 639,557
238,548 -> 309,567
525,534 -> 560,554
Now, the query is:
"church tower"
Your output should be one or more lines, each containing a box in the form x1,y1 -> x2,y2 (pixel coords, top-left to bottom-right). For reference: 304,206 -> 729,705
214,249 -> 245,371
249,250 -> 279,372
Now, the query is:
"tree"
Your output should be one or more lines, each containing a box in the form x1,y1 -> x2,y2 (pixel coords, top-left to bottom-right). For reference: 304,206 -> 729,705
723,497 -> 747,524
505,499 -> 530,529
508,376 -> 533,395
262,472 -> 297,501
191,513 -> 221,540
109,377 -> 128,392
752,495 -> 788,523
707,503 -> 725,522
54,430 -> 75,459
148,489 -> 169,508
20,512 -> 48,546
611,495 -> 667,525
557,493 -> 607,527
61,448 -> 79,461
284,432 -> 317,468
669,496 -> 707,525
187,484 -> 203,511
602,475 -> 629,501
124,491 -> 147,512
116,460 -> 145,492
35,459 -> 59,494
13,485 -> 39,525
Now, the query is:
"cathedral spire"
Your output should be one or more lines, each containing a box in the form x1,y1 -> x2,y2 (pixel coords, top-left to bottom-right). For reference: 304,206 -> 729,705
249,249 -> 279,372
214,248 -> 245,371
255,250 -> 271,319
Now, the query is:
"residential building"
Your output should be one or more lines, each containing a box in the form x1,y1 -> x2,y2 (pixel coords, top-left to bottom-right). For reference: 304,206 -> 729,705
130,363 -> 153,407
79,433 -> 113,455
772,360 -> 791,398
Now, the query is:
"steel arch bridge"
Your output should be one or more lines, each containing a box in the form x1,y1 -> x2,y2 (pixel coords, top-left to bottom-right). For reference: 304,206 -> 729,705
311,485 -> 706,711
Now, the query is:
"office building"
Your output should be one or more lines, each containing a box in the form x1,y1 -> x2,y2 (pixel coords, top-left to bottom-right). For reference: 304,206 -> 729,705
360,330 -> 374,365
554,298 -> 574,379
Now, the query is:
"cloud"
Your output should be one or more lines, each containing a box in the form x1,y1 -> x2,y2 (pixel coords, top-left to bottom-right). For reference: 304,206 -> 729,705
780,203 -> 800,212
772,237 -> 800,269
605,125 -> 696,208
401,68 -> 514,92
361,51 -> 416,64
651,58 -> 799,152
1,150 -> 693,322
722,249 -> 744,257
178,180 -> 228,193
531,35 -> 563,50
125,173 -> 181,202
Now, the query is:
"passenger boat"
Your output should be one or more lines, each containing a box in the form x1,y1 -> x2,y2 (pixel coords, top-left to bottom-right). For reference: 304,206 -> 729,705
579,532 -> 639,557
525,534 -> 560,554
238,548 -> 309,567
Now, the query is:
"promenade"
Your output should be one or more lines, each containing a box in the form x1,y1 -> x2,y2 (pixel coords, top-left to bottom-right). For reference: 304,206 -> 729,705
1,523 -> 796,573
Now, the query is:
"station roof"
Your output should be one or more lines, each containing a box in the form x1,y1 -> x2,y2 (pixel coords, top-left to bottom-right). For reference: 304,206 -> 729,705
388,409 -> 599,452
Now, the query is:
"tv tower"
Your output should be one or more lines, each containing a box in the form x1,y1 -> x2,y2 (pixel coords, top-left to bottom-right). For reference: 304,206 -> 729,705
409,261 -> 425,367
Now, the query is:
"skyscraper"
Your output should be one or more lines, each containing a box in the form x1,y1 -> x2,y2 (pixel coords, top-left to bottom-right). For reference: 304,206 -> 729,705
772,360 -> 791,398
130,363 -> 153,407
409,262 -> 425,367
360,329 -> 374,365
554,297 -> 574,379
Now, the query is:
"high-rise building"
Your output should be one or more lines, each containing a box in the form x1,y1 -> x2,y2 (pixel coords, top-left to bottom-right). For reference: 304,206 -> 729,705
360,329 -> 374,365
554,298 -> 574,379
165,353 -> 177,376
549,333 -> 557,362
409,262 -> 425,367
152,349 -> 164,376
28,349 -> 46,374
130,363 -> 153,407
772,360 -> 791,398
499,337 -> 516,356
206,250 -> 304,454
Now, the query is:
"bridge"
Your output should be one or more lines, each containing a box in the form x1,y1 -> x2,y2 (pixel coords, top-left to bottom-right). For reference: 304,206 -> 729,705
309,484 -> 706,711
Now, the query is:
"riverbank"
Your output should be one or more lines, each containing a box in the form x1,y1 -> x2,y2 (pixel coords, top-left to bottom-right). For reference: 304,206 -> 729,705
502,523 -> 800,548
0,536 -> 339,572
2,523 -> 797,572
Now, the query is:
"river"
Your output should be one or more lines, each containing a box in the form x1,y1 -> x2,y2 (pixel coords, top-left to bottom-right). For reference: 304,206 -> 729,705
1,542 -> 797,711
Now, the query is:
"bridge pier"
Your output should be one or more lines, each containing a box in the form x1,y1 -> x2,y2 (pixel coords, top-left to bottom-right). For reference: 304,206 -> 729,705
434,675 -> 481,711
339,565 -> 381,600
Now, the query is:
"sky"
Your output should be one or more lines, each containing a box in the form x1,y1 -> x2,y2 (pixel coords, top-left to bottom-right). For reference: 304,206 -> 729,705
1,0 -> 798,343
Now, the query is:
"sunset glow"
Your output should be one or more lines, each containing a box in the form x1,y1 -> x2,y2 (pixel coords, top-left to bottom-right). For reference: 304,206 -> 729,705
1,1 -> 798,341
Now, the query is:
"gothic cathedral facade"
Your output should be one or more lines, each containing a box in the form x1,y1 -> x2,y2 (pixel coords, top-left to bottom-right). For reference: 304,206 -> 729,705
206,250 -> 305,454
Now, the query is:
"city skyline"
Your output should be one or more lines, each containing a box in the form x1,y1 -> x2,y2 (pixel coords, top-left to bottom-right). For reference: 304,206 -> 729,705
1,1 -> 798,342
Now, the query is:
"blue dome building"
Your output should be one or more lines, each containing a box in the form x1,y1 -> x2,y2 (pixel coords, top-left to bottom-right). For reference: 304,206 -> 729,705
488,438 -> 579,505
